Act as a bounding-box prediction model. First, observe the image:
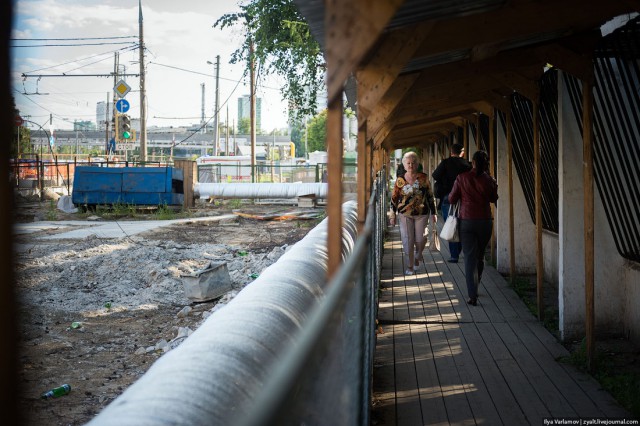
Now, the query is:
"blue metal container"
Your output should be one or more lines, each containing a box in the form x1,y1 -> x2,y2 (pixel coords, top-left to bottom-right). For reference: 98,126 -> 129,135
72,166 -> 184,207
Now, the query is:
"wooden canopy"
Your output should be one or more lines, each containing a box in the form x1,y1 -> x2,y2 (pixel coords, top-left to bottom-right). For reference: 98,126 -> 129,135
295,0 -> 636,150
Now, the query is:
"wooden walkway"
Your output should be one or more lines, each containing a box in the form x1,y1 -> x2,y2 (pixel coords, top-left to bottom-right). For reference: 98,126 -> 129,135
372,226 -> 629,425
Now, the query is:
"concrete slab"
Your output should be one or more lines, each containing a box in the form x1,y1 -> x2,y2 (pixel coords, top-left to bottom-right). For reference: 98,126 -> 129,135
13,215 -> 237,240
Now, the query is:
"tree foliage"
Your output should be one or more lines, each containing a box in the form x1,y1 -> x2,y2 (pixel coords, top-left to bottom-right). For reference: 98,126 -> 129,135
306,109 -> 327,153
214,0 -> 325,122
237,117 -> 251,135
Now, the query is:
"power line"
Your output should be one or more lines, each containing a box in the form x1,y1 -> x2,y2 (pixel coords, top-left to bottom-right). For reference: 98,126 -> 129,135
12,41 -> 138,47
149,61 -> 282,91
23,45 -> 138,74
11,36 -> 137,41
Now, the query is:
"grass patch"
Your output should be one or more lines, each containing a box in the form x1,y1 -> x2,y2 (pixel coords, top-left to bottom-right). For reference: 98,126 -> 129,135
93,203 -> 137,219
509,275 -> 559,336
153,204 -> 177,220
560,339 -> 640,418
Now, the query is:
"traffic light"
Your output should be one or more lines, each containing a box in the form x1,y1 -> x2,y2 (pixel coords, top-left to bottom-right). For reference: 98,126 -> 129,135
120,114 -> 132,141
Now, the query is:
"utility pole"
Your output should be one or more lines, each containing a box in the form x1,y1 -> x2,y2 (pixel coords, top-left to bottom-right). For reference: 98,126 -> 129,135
201,83 -> 206,132
250,41 -> 256,182
139,0 -> 147,162
105,92 -> 109,154
207,56 -> 221,155
214,55 -> 220,156
226,104 -> 229,156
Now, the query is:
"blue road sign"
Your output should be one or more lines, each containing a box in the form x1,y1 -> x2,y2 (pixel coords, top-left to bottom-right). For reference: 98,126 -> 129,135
115,99 -> 130,113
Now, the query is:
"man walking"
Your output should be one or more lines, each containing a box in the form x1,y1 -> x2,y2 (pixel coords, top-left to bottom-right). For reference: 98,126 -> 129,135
432,143 -> 471,263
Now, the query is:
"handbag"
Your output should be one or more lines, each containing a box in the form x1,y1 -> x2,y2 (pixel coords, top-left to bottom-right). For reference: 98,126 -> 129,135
429,226 -> 441,251
439,202 -> 460,242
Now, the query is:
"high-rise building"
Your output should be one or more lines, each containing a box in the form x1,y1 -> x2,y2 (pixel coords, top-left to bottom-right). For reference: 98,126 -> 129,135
96,101 -> 113,131
237,95 -> 262,132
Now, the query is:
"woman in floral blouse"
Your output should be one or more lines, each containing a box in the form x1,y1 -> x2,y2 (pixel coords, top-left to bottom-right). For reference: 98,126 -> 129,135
390,151 -> 438,274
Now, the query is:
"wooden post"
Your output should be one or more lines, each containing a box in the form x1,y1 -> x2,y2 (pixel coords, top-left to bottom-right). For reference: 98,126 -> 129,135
534,93 -> 544,321
174,160 -> 196,209
357,123 -> 367,231
507,109 -> 516,283
476,113 -> 481,150
489,111 -> 496,263
365,138 -> 372,208
463,119 -> 469,160
583,74 -> 595,372
327,96 -> 344,279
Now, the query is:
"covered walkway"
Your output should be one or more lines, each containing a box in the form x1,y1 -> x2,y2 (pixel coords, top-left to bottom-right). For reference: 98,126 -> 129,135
372,226 -> 629,425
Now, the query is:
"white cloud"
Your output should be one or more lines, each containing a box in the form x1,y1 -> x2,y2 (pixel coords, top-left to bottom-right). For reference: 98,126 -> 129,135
12,0 -> 290,131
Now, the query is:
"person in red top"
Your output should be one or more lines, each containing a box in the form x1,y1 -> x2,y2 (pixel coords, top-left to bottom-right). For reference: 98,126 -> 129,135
390,151 -> 437,275
448,150 -> 498,305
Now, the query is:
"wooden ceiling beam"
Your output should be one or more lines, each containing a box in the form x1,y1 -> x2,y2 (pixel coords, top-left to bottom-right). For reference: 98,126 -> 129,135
363,73 -> 420,136
325,0 -> 404,102
356,23 -> 433,120
393,105 -> 476,127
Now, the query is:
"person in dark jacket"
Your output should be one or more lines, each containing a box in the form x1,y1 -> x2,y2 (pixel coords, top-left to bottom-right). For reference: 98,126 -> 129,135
432,143 -> 471,262
390,151 -> 437,275
448,150 -> 498,306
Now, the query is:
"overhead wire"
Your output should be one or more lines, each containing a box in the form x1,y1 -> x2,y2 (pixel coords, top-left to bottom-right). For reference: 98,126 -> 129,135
172,72 -> 245,147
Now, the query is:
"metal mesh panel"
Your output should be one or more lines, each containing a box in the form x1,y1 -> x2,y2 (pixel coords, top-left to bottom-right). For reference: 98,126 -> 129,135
505,70 -> 559,233
469,116 -> 489,152
563,17 -> 640,262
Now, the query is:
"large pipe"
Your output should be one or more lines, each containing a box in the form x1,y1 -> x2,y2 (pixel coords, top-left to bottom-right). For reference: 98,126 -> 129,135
87,201 -> 358,426
194,182 -> 328,199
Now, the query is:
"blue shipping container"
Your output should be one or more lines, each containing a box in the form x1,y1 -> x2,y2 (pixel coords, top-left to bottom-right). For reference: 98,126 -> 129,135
72,166 -> 184,206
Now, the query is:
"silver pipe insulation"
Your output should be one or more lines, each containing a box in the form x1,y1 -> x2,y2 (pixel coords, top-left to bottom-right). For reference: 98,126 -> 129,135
88,200 -> 359,426
194,182 -> 328,199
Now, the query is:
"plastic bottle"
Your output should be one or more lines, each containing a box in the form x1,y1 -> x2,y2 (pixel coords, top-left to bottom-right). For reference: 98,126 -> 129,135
41,384 -> 71,399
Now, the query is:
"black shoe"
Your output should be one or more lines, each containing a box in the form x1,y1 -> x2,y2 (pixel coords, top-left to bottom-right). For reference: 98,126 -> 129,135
448,258 -> 458,263
467,298 -> 477,306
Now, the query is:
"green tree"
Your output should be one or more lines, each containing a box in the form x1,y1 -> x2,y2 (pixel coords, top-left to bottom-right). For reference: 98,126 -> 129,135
306,109 -> 327,153
12,102 -> 31,158
214,0 -> 325,122
237,117 -> 251,134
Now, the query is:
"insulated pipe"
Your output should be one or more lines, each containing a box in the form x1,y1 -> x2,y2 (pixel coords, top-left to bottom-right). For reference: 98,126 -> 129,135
194,182 -> 328,199
87,201 -> 358,426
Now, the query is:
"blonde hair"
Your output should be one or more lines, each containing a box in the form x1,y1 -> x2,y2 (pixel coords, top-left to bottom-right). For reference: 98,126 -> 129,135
402,151 -> 419,164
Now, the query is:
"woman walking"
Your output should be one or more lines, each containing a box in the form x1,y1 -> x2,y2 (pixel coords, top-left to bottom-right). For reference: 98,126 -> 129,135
448,150 -> 498,305
390,151 -> 437,275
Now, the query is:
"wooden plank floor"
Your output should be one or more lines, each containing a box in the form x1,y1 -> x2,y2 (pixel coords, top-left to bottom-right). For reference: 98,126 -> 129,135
372,227 -> 629,425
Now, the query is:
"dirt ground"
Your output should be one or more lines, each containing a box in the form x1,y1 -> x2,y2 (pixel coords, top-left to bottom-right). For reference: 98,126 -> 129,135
13,196 -> 323,426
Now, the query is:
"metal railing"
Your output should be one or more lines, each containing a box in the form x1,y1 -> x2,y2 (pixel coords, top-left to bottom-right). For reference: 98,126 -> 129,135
240,169 -> 387,426
197,162 -> 357,184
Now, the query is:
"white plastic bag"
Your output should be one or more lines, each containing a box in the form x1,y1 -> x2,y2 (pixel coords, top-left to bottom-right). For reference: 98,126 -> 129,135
57,195 -> 78,213
439,202 -> 459,242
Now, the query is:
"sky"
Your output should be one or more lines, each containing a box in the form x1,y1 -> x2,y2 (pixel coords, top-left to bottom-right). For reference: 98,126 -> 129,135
11,0 -> 291,132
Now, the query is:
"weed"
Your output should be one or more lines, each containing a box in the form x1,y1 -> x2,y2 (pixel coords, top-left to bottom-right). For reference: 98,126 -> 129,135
111,202 -> 137,217
154,204 -> 176,220
227,199 -> 243,209
45,200 -> 58,221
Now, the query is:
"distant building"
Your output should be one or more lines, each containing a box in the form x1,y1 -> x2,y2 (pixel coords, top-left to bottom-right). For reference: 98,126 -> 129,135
96,102 -> 113,131
238,95 -> 262,131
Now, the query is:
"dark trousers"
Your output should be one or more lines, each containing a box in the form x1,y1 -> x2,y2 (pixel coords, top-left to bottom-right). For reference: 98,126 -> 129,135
441,197 -> 461,260
459,219 -> 493,300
